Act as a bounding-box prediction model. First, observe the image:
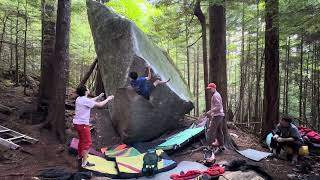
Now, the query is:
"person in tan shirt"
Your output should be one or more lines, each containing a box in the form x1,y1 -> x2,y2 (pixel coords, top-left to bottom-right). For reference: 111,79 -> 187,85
205,82 -> 225,153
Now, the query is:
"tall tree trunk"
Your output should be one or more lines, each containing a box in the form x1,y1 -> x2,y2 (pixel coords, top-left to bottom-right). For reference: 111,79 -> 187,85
23,0 -> 28,95
262,0 -> 279,139
314,41 -> 320,129
0,14 -> 8,62
254,0 -> 260,124
193,48 -> 197,116
184,0 -> 190,88
247,35 -> 252,125
208,2 -> 236,149
227,35 -> 231,109
194,0 -> 210,111
317,42 -> 320,130
311,42 -> 315,127
303,44 -> 310,125
9,19 -> 13,71
299,35 -> 303,119
39,0 -> 57,107
234,51 -> 237,111
282,38 -> 287,114
196,43 -> 200,116
285,37 -> 290,114
15,1 -> 20,86
238,1 -> 245,123
208,4 -> 227,110
46,0 -> 71,143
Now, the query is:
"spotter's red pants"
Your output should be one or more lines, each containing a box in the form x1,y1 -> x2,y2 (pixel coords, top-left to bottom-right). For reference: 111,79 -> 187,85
74,124 -> 92,158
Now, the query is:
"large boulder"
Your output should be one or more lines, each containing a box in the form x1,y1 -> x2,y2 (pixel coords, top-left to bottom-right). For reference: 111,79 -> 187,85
86,0 -> 193,143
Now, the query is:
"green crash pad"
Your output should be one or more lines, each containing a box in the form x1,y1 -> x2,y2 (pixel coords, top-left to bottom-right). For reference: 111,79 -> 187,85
157,127 -> 204,150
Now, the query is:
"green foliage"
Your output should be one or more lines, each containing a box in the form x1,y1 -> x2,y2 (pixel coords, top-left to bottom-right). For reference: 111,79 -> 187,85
70,0 -> 95,65
106,0 -> 161,33
280,0 -> 320,34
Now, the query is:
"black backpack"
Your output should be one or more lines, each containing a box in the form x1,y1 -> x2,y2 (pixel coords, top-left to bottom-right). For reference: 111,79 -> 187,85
142,149 -> 159,177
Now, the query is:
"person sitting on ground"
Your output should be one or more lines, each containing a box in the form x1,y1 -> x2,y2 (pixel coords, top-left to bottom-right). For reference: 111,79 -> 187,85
73,85 -> 114,168
205,82 -> 225,154
270,116 -> 303,164
129,65 -> 170,100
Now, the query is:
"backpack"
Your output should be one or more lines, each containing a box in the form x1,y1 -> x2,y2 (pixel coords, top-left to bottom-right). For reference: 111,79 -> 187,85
142,149 -> 159,177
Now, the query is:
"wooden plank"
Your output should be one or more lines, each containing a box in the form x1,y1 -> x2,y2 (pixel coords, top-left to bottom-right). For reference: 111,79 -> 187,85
0,138 -> 20,149
0,130 -> 10,133
7,136 -> 25,141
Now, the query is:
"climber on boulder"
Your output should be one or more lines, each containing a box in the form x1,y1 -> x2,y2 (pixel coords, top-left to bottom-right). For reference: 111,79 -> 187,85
129,65 -> 170,100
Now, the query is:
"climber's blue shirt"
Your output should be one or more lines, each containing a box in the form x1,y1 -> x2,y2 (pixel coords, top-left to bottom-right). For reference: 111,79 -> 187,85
130,77 -> 151,99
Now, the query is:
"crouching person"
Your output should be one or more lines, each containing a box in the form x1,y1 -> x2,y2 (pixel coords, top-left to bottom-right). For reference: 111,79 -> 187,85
73,85 -> 114,168
270,116 -> 303,164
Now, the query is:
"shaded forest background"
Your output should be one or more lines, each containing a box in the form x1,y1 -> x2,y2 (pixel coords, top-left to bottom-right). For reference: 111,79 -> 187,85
0,0 -> 320,134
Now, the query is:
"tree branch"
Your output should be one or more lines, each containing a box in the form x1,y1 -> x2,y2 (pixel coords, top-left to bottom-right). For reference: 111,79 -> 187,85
187,35 -> 202,48
77,58 -> 98,88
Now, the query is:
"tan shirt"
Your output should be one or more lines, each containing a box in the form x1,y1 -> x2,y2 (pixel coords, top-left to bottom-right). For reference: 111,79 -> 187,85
210,91 -> 225,117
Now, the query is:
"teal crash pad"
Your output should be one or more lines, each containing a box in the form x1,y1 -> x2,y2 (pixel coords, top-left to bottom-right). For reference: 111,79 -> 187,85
157,127 -> 204,150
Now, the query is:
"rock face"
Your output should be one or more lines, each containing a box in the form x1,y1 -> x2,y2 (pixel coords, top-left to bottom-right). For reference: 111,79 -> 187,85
86,0 -> 193,143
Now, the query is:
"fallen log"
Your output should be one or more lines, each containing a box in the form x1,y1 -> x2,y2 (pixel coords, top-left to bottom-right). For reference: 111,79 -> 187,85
0,104 -> 14,114
77,58 -> 98,88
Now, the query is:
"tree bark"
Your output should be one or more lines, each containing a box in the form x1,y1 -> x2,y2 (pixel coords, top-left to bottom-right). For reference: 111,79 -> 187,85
23,0 -> 28,95
247,35 -> 252,125
208,3 -> 227,111
315,42 -> 319,129
208,1 -> 235,150
311,41 -> 316,127
262,0 -> 279,139
299,35 -> 303,119
0,14 -> 8,62
238,1 -> 245,123
317,42 -> 320,130
285,37 -> 290,114
196,43 -> 200,116
193,48 -> 196,116
194,0 -> 210,111
39,0 -> 57,107
303,44 -> 310,125
10,19 -> 13,71
254,0 -> 260,125
46,0 -> 71,143
184,0 -> 190,88
282,38 -> 287,114
15,1 -> 20,86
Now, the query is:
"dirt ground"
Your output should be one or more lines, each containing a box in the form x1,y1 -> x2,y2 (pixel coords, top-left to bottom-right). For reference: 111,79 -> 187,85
0,78 -> 319,180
